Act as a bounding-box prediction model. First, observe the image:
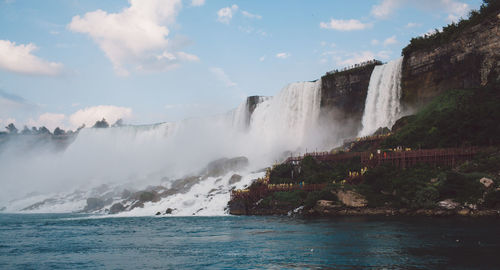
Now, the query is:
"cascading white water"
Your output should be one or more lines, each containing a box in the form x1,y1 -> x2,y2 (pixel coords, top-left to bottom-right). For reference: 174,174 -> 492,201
359,57 -> 404,136
0,79 -> 326,215
248,80 -> 323,153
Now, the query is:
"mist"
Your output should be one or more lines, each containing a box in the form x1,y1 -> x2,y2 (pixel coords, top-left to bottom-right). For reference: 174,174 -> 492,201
0,79 -> 358,212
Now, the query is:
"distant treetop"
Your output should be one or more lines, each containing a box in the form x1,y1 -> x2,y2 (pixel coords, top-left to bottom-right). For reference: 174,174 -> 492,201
402,0 -> 500,56
93,118 -> 109,128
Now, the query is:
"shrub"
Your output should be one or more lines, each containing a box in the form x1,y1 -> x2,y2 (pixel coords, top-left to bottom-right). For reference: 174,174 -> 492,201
437,171 -> 485,203
383,86 -> 500,149
413,186 -> 439,209
484,191 -> 500,208
304,189 -> 338,209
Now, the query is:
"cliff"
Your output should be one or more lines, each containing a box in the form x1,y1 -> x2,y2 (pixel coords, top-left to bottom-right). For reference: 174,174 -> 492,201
319,62 -> 382,133
401,12 -> 500,109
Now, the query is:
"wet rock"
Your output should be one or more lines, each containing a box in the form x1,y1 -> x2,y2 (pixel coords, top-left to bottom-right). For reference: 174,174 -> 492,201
131,190 -> 161,203
458,208 -> 471,216
22,198 -> 57,211
155,212 -> 161,216
229,174 -> 242,185
165,208 -> 174,214
109,203 -> 125,214
130,201 -> 144,210
335,190 -> 367,207
203,157 -> 249,177
121,189 -> 132,199
479,177 -> 494,188
169,176 -> 202,194
438,199 -> 460,210
465,203 -> 477,210
84,197 -> 106,212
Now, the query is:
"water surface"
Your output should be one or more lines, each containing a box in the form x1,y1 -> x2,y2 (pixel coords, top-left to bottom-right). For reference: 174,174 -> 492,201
1,214 -> 499,269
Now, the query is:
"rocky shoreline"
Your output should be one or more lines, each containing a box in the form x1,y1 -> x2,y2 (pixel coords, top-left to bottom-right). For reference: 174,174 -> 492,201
305,201 -> 500,217
231,204 -> 500,218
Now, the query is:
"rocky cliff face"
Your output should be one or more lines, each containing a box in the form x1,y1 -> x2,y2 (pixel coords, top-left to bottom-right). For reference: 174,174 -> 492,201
401,13 -> 500,109
319,63 -> 381,134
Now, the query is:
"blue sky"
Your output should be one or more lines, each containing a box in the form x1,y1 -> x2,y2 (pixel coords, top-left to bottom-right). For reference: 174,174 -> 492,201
0,0 -> 483,131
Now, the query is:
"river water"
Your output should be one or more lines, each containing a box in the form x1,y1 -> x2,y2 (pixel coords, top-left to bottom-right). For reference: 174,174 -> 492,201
1,214 -> 499,269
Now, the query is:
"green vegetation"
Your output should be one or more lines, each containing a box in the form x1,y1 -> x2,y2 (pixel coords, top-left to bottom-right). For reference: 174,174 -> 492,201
260,186 -> 338,210
402,0 -> 500,56
383,85 -> 500,149
269,156 -> 360,184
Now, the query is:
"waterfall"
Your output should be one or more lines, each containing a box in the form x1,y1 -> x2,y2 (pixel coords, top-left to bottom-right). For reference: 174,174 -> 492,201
359,57 -> 404,136
248,80 -> 322,151
1,79 -> 326,215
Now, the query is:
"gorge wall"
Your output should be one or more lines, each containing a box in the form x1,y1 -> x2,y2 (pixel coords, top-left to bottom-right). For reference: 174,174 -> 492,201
401,12 -> 500,109
319,62 -> 382,135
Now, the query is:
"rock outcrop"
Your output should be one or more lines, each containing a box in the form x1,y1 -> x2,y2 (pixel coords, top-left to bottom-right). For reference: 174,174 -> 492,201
401,12 -> 500,109
335,190 -> 368,207
319,63 -> 381,133
479,177 -> 494,188
203,156 -> 249,177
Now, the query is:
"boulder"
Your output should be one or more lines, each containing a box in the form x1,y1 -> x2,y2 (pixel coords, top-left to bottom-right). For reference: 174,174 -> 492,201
229,174 -> 242,185
479,177 -> 494,188
130,201 -> 144,210
336,190 -> 367,207
109,203 -> 125,214
458,208 -> 471,216
84,197 -> 106,212
203,157 -> 249,177
165,208 -> 174,214
438,199 -> 460,210
313,200 -> 341,215
121,189 -> 132,199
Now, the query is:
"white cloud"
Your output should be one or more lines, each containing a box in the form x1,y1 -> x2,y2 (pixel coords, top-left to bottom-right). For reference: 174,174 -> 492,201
322,50 -> 391,67
241,10 -> 262,19
320,19 -> 372,31
383,35 -> 397,46
371,0 -> 401,19
190,0 -> 205,7
406,22 -> 421,28
371,0 -> 469,21
27,113 -> 66,131
259,55 -> 266,62
176,51 -> 200,62
377,50 -> 391,60
69,105 -> 132,128
0,40 -> 63,76
217,5 -> 238,24
68,0 -> 197,76
275,52 -> 290,59
210,67 -> 236,87
336,51 -> 376,67
371,39 -> 380,46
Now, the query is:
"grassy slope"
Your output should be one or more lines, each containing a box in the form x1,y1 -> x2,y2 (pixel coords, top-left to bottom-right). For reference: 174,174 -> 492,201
383,85 -> 500,149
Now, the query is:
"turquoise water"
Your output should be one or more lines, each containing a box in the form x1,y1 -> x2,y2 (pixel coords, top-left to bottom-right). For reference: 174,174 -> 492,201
1,214 -> 499,269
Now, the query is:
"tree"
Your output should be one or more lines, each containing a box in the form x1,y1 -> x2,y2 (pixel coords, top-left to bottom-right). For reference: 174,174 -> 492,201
93,118 -> 109,128
76,124 -> 85,132
21,126 -> 32,135
53,127 -> 65,136
5,123 -> 18,134
38,126 -> 51,135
